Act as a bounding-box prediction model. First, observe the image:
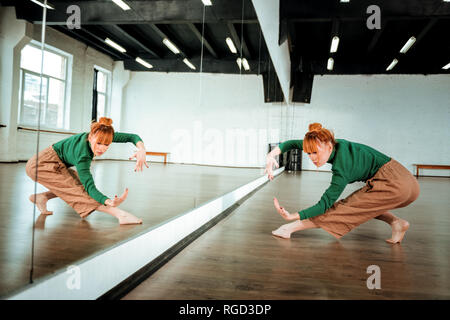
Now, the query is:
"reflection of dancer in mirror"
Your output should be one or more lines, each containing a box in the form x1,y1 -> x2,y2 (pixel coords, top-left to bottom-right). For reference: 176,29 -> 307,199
265,123 -> 420,244
26,117 -> 148,225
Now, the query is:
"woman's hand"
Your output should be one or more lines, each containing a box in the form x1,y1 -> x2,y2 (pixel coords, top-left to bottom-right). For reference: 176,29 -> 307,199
273,197 -> 298,221
105,188 -> 129,207
130,142 -> 149,172
264,156 -> 279,181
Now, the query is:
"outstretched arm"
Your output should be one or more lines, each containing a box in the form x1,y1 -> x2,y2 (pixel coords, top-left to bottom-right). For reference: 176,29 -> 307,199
129,140 -> 149,172
265,140 -> 304,180
273,197 -> 299,221
112,132 -> 149,172
264,147 -> 281,181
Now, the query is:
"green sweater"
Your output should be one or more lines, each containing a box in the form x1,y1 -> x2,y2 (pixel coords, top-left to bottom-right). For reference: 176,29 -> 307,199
53,132 -> 143,205
278,139 -> 391,220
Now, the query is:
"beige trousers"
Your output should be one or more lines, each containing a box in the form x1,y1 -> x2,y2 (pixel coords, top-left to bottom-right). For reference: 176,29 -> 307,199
26,146 -> 101,218
310,159 -> 420,239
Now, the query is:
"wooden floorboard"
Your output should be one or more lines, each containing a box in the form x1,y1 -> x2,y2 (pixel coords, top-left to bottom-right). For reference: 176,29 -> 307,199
123,171 -> 450,300
0,161 -> 262,297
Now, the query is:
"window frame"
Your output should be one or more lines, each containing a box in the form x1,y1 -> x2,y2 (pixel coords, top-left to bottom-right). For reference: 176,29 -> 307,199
18,41 -> 71,131
94,66 -> 112,120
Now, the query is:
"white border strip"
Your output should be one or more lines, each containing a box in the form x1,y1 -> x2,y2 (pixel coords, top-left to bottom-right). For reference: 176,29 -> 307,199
8,167 -> 284,300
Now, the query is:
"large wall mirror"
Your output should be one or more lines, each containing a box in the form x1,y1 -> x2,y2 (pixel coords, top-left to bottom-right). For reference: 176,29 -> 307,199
0,0 -> 286,298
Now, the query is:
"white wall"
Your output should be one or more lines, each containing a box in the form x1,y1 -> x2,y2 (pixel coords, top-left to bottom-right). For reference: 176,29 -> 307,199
0,7 -> 27,161
0,7 -> 114,161
283,75 -> 450,176
112,70 -> 284,167
115,70 -> 450,174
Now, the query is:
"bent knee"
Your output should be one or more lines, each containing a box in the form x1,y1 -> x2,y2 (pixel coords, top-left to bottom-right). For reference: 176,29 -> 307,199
25,158 -> 37,181
409,180 -> 420,202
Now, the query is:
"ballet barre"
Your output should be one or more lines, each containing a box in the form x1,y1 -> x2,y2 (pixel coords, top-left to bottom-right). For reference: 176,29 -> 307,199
413,164 -> 450,177
0,124 -> 6,128
146,151 -> 170,164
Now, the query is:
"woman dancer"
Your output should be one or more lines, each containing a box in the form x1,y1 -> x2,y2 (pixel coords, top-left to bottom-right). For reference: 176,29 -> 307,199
26,117 -> 148,225
265,123 -> 419,243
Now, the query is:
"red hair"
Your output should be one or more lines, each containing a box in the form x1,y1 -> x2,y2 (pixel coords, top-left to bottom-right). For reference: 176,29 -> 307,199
89,117 -> 114,145
303,123 -> 335,153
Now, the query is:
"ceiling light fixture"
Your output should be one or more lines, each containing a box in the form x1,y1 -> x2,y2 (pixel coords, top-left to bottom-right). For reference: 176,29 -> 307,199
111,0 -> 131,11
30,0 -> 55,10
183,58 -> 196,70
340,0 -> 350,3
163,38 -> 180,54
135,57 -> 153,69
201,0 -> 213,5
327,57 -> 334,70
105,38 -> 127,53
236,57 -> 242,70
330,36 -> 340,53
386,58 -> 398,71
442,62 -> 450,70
226,37 -> 237,54
399,36 -> 416,54
242,58 -> 250,71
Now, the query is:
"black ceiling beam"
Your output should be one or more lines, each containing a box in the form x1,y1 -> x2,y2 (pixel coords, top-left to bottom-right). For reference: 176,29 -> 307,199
285,16 -> 450,23
187,23 -> 218,59
147,23 -> 189,58
52,26 -> 123,60
123,57 -> 265,74
281,0 -> 450,20
413,18 -> 439,48
227,22 -> 252,59
111,25 -> 160,58
367,19 -> 389,54
81,27 -> 133,59
14,0 -> 258,25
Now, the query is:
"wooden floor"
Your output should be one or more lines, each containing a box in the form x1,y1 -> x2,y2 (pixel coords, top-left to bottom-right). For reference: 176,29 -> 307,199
0,161 -> 262,297
123,171 -> 450,300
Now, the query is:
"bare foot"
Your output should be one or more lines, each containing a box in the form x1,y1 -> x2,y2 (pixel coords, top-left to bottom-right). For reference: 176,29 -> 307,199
272,226 -> 291,239
386,219 -> 410,244
29,194 -> 53,215
118,211 -> 143,225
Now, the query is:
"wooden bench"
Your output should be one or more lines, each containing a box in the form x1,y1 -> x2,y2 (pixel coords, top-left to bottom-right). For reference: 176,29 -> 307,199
146,152 -> 170,164
413,164 -> 450,177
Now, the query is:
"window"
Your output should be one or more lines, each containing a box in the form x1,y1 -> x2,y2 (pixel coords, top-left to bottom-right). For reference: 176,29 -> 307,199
19,42 -> 71,130
95,67 -> 111,120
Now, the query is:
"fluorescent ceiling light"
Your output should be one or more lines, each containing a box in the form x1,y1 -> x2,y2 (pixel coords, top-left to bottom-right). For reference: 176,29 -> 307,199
442,62 -> 450,70
111,0 -> 131,11
386,58 -> 398,71
330,36 -> 340,53
30,0 -> 55,10
105,38 -> 126,53
136,57 -> 153,69
163,38 -> 180,54
242,58 -> 250,71
201,0 -> 213,5
236,57 -> 242,70
183,58 -> 196,70
226,37 -> 237,54
400,36 -> 416,54
340,0 -> 350,2
327,57 -> 334,70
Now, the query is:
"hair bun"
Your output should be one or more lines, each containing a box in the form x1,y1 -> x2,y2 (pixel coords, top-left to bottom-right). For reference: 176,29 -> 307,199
309,122 -> 322,132
98,117 -> 113,126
